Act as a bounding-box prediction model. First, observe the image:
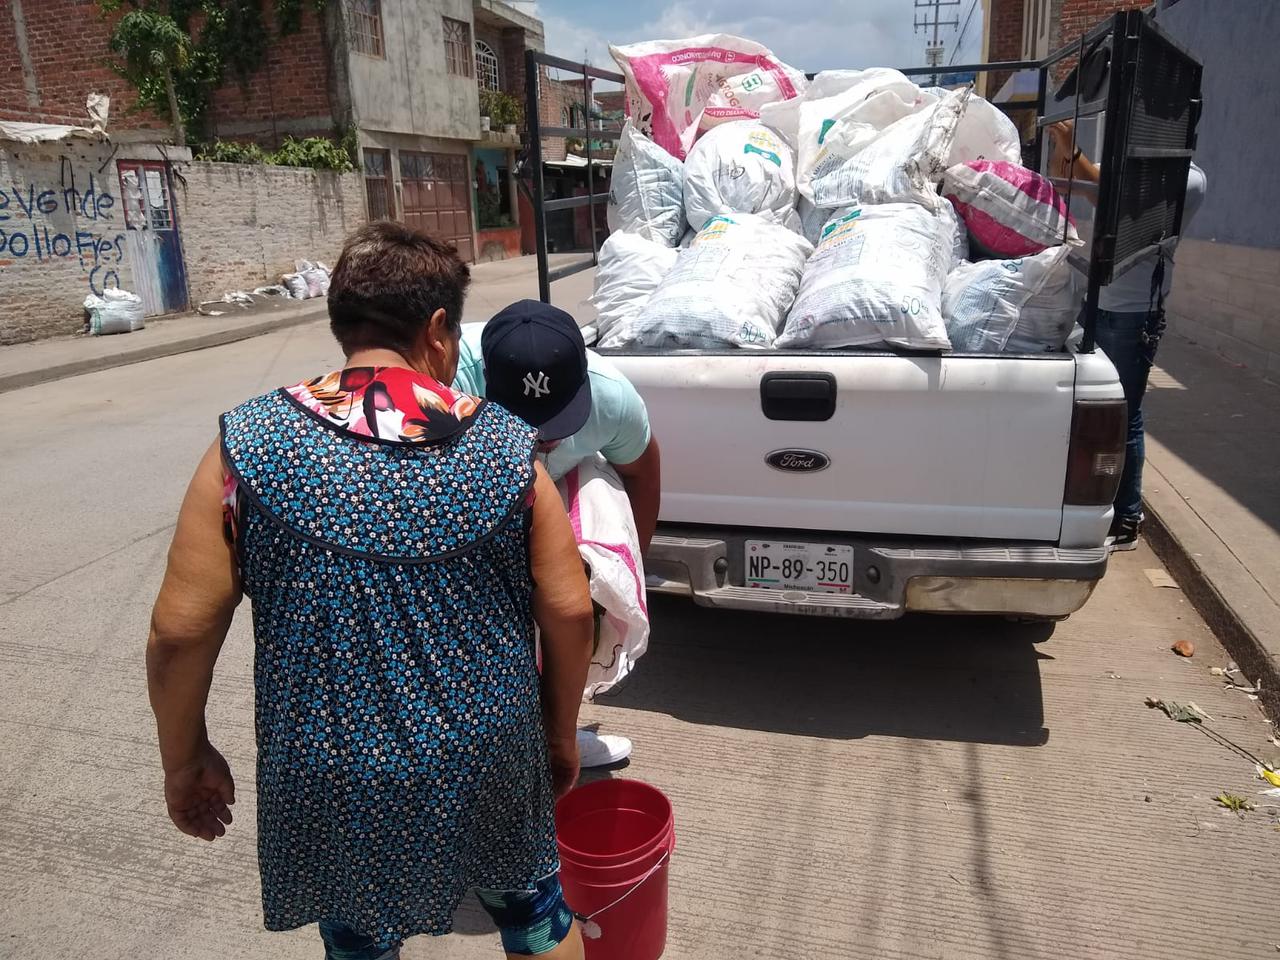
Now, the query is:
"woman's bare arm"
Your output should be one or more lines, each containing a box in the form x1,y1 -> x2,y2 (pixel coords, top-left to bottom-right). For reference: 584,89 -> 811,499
147,440 -> 242,838
528,462 -> 594,796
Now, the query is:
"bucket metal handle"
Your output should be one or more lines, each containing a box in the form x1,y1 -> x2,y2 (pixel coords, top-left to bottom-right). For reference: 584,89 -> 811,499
573,849 -> 671,940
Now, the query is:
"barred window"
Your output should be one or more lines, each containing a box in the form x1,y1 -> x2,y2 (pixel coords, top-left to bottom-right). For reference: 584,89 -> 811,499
363,149 -> 391,220
349,0 -> 384,58
443,17 -> 473,78
475,40 -> 500,92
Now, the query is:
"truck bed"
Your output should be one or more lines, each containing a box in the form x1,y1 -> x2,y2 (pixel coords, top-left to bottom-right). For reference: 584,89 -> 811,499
603,346 -> 1121,549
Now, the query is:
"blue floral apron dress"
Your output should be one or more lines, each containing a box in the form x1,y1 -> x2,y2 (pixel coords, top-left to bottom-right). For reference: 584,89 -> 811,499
219,368 -> 558,945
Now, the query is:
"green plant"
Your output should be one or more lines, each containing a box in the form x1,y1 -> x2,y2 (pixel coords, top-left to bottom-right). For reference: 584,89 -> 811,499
479,89 -> 523,127
338,125 -> 360,167
268,136 -> 355,172
196,138 -> 266,163
1214,792 -> 1254,816
98,0 -> 328,145
195,135 -> 353,172
101,7 -> 192,144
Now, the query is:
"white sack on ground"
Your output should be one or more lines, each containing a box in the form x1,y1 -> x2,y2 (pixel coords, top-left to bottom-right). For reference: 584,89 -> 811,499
683,121 -> 797,230
1005,254 -> 1082,353
807,87 -> 970,211
944,246 -> 1072,353
610,34 -> 807,160
779,203 -> 953,350
607,122 -> 687,246
633,213 -> 812,349
84,288 -> 145,335
556,457 -> 650,701
591,232 -> 679,349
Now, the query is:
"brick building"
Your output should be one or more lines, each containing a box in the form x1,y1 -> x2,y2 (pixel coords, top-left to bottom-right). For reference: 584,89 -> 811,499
200,0 -> 546,264
0,0 -> 169,133
0,0 -> 551,343
1,0 -> 552,342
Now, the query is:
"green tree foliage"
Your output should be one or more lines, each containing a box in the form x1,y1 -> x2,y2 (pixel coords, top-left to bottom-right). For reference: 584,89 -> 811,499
100,6 -> 192,144
97,1 -> 327,148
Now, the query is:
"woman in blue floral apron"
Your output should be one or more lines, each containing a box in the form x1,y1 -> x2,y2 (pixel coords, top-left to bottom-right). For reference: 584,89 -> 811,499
146,222 -> 594,960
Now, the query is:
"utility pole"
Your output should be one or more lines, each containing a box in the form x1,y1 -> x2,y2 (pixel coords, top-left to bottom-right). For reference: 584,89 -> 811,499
914,0 -> 961,87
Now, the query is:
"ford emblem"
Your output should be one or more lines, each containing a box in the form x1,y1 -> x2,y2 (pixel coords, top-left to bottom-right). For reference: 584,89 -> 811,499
765,449 -> 830,473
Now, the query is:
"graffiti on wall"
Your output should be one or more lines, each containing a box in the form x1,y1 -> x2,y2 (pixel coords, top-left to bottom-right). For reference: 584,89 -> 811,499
0,172 -> 127,295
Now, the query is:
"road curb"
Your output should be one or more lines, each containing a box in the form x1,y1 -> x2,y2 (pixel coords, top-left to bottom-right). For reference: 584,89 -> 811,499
0,307 -> 327,395
1142,464 -> 1279,720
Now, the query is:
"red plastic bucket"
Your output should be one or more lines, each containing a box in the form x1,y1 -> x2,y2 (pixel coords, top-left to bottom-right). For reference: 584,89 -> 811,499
556,779 -> 675,960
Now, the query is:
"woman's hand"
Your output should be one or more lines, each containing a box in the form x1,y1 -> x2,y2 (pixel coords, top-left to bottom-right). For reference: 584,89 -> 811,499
164,742 -> 236,841
547,734 -> 581,800
1049,120 -> 1076,178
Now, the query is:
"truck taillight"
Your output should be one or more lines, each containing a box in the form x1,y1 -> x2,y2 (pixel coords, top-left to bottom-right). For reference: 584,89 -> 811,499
1064,399 -> 1127,505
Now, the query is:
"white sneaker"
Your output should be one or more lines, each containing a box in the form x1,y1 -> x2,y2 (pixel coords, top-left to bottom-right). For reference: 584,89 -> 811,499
576,729 -> 632,768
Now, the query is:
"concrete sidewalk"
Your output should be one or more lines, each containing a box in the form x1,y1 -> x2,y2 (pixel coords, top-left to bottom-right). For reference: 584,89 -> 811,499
1143,333 -> 1280,717
0,298 -> 330,395
0,254 -> 597,395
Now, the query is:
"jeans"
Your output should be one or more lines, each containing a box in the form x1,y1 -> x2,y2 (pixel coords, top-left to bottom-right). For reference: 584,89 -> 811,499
1092,307 -> 1165,521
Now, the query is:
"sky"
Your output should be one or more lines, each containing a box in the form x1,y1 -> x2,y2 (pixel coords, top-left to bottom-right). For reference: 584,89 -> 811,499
512,0 -> 986,82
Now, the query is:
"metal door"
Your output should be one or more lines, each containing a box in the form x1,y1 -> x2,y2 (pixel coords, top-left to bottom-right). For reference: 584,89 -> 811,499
399,151 -> 475,261
117,161 -> 188,315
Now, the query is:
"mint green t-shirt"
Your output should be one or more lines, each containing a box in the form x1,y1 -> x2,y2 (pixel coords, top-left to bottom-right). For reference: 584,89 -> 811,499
453,325 -> 651,480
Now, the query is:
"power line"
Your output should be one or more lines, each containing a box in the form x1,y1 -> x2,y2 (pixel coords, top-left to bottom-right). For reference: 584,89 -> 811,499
950,0 -> 982,65
913,0 -> 961,85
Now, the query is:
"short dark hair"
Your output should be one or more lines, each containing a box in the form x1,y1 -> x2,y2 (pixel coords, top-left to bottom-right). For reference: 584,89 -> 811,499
327,221 -> 470,353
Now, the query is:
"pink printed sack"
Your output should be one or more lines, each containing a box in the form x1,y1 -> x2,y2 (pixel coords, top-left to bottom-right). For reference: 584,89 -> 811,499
609,34 -> 806,160
943,160 -> 1078,258
556,458 -> 650,701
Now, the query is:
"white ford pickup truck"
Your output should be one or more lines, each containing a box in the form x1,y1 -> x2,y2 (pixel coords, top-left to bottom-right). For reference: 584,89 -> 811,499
604,346 -> 1123,620
523,11 -> 1202,621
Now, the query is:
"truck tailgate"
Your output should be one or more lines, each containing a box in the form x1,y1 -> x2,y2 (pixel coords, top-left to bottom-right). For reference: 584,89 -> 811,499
609,352 -> 1076,542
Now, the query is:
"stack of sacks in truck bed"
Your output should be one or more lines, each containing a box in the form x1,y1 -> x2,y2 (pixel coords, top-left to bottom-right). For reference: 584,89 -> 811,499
591,34 -> 1084,353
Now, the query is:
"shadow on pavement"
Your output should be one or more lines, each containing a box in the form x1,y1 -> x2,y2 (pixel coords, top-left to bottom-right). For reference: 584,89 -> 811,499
1146,335 -> 1280,537
600,596 -> 1053,747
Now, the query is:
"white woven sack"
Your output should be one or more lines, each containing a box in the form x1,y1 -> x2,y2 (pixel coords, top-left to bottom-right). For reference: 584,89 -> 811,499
944,246 -> 1072,353
779,203 -> 953,350
920,88 -> 1023,166
1005,254 -> 1082,353
556,457 -> 650,702
637,213 -> 812,349
794,197 -> 832,246
607,122 -> 687,247
939,200 -> 969,271
792,69 -> 925,205
807,87 -> 970,211
590,232 -> 679,349
683,120 -> 797,231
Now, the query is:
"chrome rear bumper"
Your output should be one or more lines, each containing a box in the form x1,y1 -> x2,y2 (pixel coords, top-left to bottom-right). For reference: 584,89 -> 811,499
646,531 -> 1108,620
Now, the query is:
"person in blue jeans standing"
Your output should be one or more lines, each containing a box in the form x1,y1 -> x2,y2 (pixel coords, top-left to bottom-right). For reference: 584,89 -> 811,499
1050,121 -> 1208,550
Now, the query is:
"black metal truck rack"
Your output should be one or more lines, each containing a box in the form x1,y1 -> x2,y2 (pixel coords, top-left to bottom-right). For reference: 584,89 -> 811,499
522,10 -> 1203,353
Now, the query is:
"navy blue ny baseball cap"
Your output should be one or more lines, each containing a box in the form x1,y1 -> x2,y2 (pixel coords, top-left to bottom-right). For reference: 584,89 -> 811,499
481,300 -> 591,442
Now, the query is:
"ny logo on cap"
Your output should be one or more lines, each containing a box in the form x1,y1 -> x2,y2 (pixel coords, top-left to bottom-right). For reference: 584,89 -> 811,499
522,371 -> 551,398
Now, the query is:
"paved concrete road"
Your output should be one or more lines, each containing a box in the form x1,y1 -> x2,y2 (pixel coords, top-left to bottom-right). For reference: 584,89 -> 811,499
2,322 -> 1276,960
